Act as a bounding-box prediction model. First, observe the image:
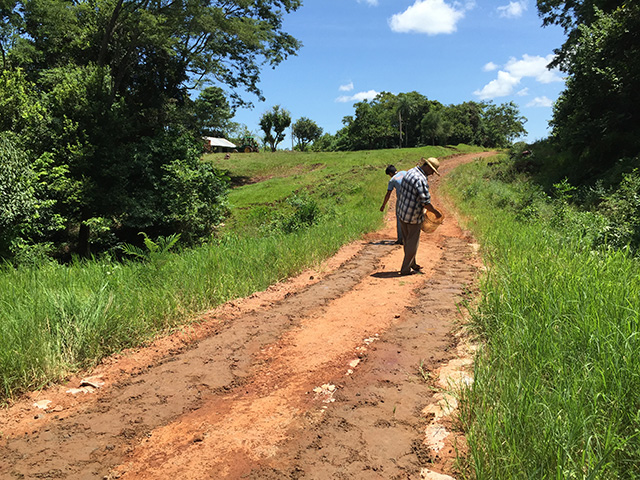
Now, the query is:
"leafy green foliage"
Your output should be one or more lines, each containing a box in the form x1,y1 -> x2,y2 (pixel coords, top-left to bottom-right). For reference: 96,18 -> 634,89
311,133 -> 340,152
0,133 -> 36,258
191,86 -> 235,137
160,154 -> 230,243
121,232 -> 181,270
0,0 -> 302,261
292,117 -> 323,151
596,168 -> 640,251
537,0 -> 623,68
421,107 -> 451,146
482,102 -> 527,148
276,193 -> 322,234
335,92 -> 526,151
544,3 -> 640,173
259,105 -> 292,152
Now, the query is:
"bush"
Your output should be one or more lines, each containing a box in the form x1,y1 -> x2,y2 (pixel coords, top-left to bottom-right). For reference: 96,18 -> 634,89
596,169 -> 640,252
117,130 -> 230,246
0,134 -> 35,258
272,193 -> 322,234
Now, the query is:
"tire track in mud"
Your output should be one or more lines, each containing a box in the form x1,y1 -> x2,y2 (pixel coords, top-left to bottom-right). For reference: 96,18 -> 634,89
242,236 -> 481,480
1,242 -> 398,479
0,152 -> 496,480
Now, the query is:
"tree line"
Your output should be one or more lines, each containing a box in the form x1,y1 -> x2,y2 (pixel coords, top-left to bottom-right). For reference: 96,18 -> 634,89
328,93 -> 526,152
258,94 -> 526,153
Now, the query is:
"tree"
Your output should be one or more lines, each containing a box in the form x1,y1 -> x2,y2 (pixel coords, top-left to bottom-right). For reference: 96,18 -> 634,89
292,117 -> 323,151
311,133 -> 337,152
537,0 -> 622,68
549,4 -> 640,171
421,108 -> 450,146
0,133 -> 35,258
192,87 -> 235,137
395,92 -> 429,148
342,94 -> 396,150
0,0 -> 301,257
259,105 -> 291,152
444,102 -> 485,145
483,102 -> 527,148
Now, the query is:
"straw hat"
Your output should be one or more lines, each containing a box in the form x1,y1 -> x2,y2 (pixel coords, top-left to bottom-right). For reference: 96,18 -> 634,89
422,157 -> 440,175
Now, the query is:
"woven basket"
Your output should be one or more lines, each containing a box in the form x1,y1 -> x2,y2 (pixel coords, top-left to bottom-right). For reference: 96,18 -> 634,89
421,209 -> 444,233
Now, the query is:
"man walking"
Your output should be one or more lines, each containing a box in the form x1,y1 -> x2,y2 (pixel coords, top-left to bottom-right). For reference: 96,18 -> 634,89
396,157 -> 443,275
380,165 -> 406,244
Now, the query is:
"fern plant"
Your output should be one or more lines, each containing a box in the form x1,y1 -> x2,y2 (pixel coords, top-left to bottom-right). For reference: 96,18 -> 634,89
120,232 -> 181,268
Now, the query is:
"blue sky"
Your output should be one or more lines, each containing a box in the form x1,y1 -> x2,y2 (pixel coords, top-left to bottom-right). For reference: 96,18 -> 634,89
230,0 -> 568,146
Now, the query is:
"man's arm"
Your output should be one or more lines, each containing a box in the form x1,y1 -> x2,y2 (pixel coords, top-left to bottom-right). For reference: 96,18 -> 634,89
380,190 -> 392,212
424,202 -> 442,218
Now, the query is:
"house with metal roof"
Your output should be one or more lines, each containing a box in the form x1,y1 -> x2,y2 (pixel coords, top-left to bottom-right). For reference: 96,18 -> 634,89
203,137 -> 236,153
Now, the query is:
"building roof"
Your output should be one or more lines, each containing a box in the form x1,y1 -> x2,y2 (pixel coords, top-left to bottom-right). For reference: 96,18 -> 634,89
203,137 -> 236,148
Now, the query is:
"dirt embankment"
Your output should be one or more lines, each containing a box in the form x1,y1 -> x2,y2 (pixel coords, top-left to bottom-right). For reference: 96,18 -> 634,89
0,152 -> 496,480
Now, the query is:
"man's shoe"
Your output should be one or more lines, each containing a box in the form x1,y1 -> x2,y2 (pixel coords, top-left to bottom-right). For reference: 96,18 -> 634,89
393,240 -> 403,245
411,264 -> 423,271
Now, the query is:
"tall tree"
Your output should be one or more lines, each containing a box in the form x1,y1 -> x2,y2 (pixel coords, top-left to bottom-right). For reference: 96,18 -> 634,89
550,4 -> 640,170
537,0 -> 622,68
259,105 -> 291,152
292,117 -> 323,151
421,108 -> 450,146
192,86 -> 235,137
394,92 -> 429,148
445,101 -> 485,146
483,102 -> 527,148
0,0 -> 301,257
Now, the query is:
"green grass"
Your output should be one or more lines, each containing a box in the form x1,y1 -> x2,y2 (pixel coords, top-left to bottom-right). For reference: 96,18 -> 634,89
0,145 -> 482,401
444,155 -> 640,479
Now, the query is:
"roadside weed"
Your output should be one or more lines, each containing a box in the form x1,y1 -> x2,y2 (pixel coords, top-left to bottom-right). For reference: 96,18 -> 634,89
418,359 -> 430,383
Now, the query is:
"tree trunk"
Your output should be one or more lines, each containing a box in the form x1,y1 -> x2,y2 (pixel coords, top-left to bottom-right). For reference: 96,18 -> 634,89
78,222 -> 91,258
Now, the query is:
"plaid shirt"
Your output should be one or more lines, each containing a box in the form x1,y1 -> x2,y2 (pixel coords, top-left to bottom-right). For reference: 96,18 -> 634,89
396,165 -> 431,224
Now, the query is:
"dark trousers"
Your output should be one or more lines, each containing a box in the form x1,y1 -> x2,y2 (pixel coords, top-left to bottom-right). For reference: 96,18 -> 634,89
399,221 -> 421,274
395,214 -> 403,242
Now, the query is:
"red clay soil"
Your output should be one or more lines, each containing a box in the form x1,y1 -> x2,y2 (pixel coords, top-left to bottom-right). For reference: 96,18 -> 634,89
0,151 -> 497,480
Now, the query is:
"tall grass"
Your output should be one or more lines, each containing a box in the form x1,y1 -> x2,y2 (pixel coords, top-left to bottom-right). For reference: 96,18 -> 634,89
445,155 -> 640,479
1,145 -> 481,401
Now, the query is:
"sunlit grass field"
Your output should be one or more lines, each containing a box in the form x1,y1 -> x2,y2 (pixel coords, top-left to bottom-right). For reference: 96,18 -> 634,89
0,145 -> 476,401
444,155 -> 640,479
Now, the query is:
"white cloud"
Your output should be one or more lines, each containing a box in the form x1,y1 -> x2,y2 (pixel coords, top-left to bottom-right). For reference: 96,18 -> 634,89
505,54 -> 563,83
483,62 -> 499,72
497,1 -> 527,18
389,0 -> 475,35
357,0 -> 379,5
474,54 -> 564,100
336,90 -> 380,103
474,71 -> 520,99
516,88 -> 529,96
526,96 -> 553,107
339,82 -> 354,92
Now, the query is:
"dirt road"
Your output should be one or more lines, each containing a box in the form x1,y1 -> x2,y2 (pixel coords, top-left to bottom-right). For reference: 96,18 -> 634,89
0,152 -> 496,480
